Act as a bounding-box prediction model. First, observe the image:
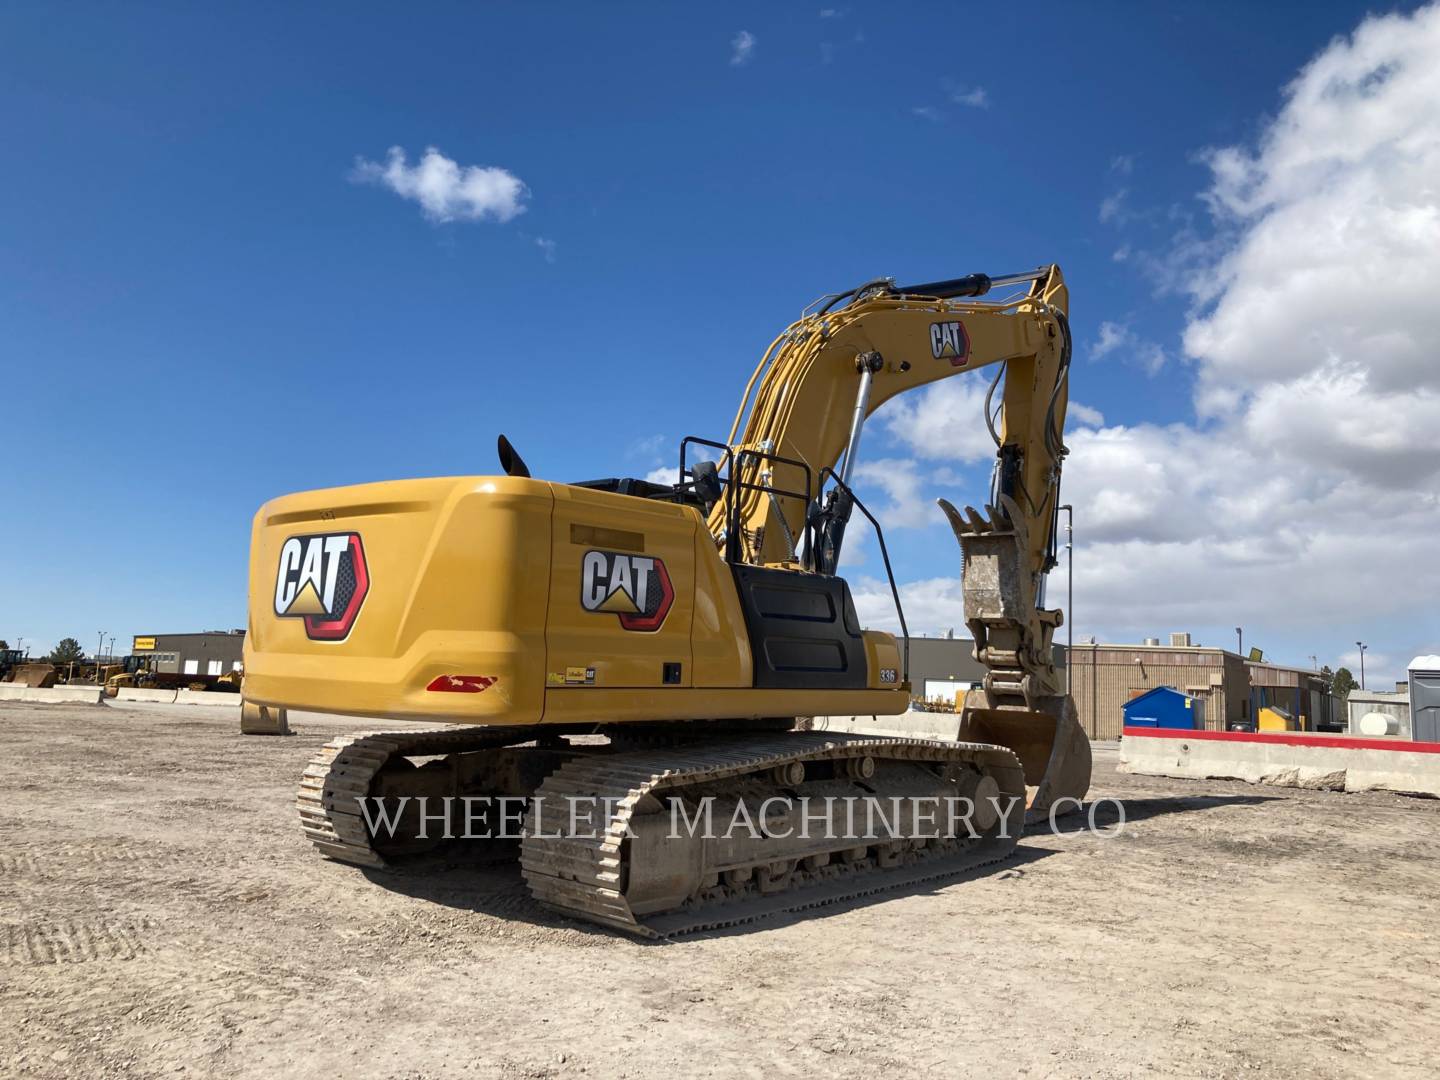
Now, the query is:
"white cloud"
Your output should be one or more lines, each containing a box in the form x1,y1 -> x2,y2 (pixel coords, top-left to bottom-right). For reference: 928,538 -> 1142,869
534,236 -> 557,262
1098,187 -> 1130,224
851,458 -> 934,529
948,84 -> 989,109
644,466 -> 678,486
853,575 -> 966,637
871,372 -> 998,464
911,106 -> 940,122
819,7 -> 842,17
730,30 -> 756,66
1110,154 -> 1135,175
1088,321 -> 1167,375
1068,401 -> 1105,427
628,434 -> 666,459
865,5 -> 1440,668
1092,321 -> 1128,357
351,147 -> 528,224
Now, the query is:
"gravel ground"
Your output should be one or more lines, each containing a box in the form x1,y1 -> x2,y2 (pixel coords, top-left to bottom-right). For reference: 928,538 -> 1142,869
2,700 -> 1437,1079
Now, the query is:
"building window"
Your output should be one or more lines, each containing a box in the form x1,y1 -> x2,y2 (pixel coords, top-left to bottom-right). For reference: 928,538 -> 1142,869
183,659 -> 199,676
207,660 -> 223,676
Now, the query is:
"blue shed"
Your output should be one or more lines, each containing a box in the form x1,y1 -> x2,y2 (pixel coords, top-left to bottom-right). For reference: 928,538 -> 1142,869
1123,686 -> 1203,730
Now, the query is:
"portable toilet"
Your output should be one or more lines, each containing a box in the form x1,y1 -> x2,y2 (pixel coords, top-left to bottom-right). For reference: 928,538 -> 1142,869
1123,686 -> 1203,730
1408,656 -> 1440,743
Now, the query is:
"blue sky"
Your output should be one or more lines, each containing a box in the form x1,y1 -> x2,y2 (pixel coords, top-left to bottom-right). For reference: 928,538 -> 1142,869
4,2 -> 1437,686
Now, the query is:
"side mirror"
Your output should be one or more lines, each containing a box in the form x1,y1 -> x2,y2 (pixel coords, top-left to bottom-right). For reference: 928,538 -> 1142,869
497,434 -> 531,478
690,460 -> 724,509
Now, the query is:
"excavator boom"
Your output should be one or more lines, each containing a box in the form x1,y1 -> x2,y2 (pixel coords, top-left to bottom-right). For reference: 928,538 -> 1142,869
717,265 -> 1088,816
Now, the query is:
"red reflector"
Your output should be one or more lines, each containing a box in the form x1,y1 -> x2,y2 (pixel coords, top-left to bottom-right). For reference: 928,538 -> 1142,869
425,675 -> 498,693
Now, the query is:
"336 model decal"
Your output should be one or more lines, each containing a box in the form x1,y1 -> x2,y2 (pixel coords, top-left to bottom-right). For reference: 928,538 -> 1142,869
580,549 -> 674,632
274,532 -> 369,641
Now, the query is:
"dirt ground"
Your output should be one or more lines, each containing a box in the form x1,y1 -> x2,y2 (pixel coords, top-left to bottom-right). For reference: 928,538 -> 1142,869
2,701 -> 1437,1080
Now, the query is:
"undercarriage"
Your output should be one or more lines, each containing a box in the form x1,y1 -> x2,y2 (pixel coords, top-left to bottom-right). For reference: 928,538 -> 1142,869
297,724 -> 1025,937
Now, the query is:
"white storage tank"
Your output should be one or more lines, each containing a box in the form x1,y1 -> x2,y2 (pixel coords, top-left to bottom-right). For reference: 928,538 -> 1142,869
1358,712 -> 1400,737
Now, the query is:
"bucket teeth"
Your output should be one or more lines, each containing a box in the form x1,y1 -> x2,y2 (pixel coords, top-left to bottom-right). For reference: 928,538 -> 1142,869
936,497 -> 967,538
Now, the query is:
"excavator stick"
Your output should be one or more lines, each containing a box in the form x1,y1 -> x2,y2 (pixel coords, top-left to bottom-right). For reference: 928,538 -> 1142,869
940,495 -> 1092,821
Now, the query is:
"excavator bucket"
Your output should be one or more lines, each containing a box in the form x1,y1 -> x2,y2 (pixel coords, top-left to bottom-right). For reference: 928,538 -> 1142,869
956,696 -> 1092,823
939,495 -> 1092,821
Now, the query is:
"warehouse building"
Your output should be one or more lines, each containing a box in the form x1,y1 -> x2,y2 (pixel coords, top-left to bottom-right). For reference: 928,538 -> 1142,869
897,634 -> 1068,709
1068,633 -> 1334,740
131,630 -> 246,678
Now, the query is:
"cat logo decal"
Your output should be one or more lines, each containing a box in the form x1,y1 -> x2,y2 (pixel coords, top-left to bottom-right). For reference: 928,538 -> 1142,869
930,320 -> 970,366
274,532 -> 369,641
580,550 -> 674,632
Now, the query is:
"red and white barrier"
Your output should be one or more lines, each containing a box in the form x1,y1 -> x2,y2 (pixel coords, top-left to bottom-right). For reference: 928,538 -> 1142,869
1120,727 -> 1440,797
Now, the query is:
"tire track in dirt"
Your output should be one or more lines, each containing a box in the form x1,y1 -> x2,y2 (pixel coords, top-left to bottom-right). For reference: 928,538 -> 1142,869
3,918 -> 157,964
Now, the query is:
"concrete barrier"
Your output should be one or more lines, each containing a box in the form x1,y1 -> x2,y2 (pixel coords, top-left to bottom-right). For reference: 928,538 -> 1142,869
1120,727 -> 1440,798
114,687 -> 180,704
175,690 -> 242,708
812,711 -> 967,743
812,709 -> 964,741
0,684 -> 105,705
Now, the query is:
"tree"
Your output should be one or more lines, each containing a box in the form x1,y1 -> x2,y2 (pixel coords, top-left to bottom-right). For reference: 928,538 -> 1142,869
1332,666 -> 1357,702
48,638 -> 85,665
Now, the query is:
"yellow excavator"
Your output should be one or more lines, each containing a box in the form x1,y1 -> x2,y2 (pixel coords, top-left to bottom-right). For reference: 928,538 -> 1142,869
243,264 -> 1090,935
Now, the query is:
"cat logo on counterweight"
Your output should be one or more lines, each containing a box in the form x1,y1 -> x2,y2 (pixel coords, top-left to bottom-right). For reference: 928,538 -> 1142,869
580,550 -> 674,632
274,532 -> 369,641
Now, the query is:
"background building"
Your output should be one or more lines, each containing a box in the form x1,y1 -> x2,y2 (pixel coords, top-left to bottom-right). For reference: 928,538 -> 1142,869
897,634 -> 1067,708
1067,632 -> 1334,740
131,630 -> 245,678
1346,686 -> 1411,738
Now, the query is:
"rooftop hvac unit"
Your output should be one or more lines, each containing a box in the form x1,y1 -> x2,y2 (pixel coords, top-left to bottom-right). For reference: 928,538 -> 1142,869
1143,637 -> 1160,646
1170,632 -> 1192,647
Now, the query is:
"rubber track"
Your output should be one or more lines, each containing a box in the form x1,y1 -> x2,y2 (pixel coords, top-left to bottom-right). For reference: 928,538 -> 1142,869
519,732 -> 1024,938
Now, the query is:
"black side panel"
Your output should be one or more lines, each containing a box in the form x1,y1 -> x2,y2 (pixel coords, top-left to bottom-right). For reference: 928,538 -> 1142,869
730,565 -> 868,690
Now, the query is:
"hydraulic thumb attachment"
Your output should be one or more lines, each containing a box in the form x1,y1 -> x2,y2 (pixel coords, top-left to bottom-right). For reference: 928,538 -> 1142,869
939,495 -> 1092,822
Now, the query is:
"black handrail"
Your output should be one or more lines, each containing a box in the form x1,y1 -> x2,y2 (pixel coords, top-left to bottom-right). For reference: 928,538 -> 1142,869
818,466 -> 910,685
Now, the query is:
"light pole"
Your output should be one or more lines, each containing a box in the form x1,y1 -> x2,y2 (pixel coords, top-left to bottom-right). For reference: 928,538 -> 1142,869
107,635 -> 115,663
1356,641 -> 1367,690
1235,627 -> 1243,657
1060,504 -> 1073,695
